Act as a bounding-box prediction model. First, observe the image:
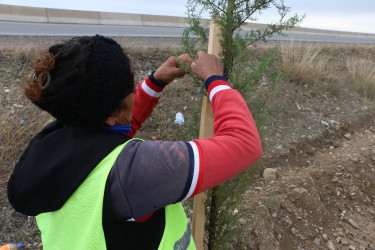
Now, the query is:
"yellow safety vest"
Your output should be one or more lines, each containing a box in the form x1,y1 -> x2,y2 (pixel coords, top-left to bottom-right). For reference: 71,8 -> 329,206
36,139 -> 195,249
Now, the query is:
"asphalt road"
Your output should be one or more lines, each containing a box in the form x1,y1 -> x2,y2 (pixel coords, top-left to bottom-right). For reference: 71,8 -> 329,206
1,21 -> 375,44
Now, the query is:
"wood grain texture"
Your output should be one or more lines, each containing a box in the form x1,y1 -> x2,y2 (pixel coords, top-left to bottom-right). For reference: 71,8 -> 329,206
192,19 -> 222,250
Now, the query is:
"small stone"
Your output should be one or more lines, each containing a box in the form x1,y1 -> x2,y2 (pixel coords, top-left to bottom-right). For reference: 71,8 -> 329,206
351,157 -> 358,162
319,227 -> 323,231
314,237 -> 320,245
293,187 -> 308,195
367,208 -> 374,215
344,133 -> 352,139
263,168 -> 277,181
321,120 -> 329,126
331,177 -> 339,183
336,236 -> 341,243
291,227 -> 296,235
327,240 -> 336,250
341,238 -> 349,245
38,243 -> 43,248
322,233 -> 328,242
254,187 -> 263,192
349,246 -> 356,250
368,243 -> 375,250
272,212 -> 277,218
282,216 -> 293,228
295,102 -> 301,110
348,218 -> 359,229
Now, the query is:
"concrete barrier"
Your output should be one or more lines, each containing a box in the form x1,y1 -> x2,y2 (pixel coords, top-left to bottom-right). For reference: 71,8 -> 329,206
0,5 -> 47,23
100,12 -> 142,26
0,4 -> 374,38
177,17 -> 189,28
241,23 -> 375,38
47,8 -> 100,24
142,14 -> 179,27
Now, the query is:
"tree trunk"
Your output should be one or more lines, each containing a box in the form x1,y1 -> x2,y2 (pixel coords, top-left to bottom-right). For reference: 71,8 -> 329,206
223,0 -> 235,78
207,1 -> 235,249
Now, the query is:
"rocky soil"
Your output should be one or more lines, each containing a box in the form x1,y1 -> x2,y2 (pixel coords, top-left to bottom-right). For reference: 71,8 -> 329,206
1,37 -> 375,249
242,116 -> 375,250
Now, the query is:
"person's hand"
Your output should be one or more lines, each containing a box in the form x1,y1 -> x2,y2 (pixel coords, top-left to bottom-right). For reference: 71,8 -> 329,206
153,54 -> 192,84
190,51 -> 224,81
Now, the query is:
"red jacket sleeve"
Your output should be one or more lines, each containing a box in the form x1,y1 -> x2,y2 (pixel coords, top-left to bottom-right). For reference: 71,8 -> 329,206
185,76 -> 262,198
107,75 -> 262,221
127,76 -> 165,137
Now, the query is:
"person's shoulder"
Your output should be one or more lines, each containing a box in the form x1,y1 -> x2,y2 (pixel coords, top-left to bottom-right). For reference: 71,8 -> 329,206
126,140 -> 188,153
118,140 -> 190,165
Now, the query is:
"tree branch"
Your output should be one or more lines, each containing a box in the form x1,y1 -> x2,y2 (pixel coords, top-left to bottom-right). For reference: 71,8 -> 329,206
232,0 -> 274,32
206,0 -> 226,14
244,28 -> 277,48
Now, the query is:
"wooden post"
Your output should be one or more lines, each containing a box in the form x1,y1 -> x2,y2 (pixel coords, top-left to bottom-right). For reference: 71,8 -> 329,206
192,19 -> 222,250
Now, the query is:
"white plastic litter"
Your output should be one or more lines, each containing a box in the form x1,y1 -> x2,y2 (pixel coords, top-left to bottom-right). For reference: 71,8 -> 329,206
174,112 -> 185,125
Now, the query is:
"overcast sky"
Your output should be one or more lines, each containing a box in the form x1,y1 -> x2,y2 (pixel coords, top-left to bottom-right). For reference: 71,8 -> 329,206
1,0 -> 374,34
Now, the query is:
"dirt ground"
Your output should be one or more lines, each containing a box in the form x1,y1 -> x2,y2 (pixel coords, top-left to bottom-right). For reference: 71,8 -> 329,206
1,37 -> 375,249
241,114 -> 375,250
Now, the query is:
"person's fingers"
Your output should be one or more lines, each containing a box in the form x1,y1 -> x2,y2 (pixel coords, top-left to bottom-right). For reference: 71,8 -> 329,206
190,61 -> 197,72
178,54 -> 192,66
196,51 -> 206,61
172,67 -> 186,76
167,56 -> 178,67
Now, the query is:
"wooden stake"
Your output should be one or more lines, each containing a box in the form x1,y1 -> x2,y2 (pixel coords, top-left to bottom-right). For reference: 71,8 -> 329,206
192,19 -> 222,250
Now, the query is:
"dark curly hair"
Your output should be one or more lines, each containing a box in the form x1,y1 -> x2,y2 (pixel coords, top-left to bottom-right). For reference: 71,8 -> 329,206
25,35 -> 134,127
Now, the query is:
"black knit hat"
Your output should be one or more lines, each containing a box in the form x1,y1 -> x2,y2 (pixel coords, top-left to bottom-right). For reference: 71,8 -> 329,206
36,35 -> 134,127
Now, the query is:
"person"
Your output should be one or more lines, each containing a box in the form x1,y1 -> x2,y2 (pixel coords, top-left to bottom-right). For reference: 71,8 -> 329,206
7,35 -> 262,249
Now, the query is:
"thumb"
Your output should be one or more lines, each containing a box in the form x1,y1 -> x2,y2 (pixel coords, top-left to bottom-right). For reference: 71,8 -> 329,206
174,67 -> 187,76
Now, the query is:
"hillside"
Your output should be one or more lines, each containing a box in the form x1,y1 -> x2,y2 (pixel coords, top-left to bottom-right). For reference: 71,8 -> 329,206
1,37 -> 375,249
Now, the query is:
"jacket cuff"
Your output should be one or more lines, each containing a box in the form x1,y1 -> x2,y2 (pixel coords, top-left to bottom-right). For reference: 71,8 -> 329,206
149,71 -> 168,88
205,75 -> 228,90
205,75 -> 231,101
141,75 -> 165,98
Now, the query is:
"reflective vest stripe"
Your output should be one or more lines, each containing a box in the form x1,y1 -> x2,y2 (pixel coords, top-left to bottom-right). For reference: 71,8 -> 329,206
159,203 -> 195,250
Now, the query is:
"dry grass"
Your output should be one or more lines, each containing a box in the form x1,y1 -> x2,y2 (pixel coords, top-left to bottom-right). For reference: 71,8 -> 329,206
0,51 -> 52,184
346,56 -> 375,100
280,43 -> 330,85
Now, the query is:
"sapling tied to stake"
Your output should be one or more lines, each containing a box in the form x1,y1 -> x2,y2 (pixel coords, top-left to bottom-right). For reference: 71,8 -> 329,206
181,1 -> 303,249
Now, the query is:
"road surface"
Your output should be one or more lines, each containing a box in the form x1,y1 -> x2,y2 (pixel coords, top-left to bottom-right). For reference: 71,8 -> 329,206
1,21 -> 375,44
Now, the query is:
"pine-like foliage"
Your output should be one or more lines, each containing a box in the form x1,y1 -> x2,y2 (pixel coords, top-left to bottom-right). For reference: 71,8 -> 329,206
181,1 -> 303,249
